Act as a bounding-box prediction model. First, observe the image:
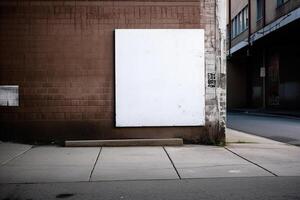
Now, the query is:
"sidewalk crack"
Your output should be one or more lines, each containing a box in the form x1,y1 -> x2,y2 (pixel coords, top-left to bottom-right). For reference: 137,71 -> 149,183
224,147 -> 278,177
163,146 -> 181,179
1,145 -> 33,166
89,147 -> 102,181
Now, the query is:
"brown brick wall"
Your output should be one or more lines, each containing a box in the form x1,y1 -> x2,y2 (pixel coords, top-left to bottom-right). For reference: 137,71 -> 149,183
0,0 -> 221,144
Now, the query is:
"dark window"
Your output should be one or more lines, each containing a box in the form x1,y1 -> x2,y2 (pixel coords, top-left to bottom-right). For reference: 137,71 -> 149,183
257,0 -> 264,20
231,6 -> 248,38
277,0 -> 289,7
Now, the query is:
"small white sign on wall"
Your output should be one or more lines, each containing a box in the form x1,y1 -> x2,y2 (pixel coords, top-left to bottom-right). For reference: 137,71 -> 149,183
115,29 -> 205,127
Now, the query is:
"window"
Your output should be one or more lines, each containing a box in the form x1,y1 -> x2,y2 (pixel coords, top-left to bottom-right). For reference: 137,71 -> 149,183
234,17 -> 237,36
232,18 -> 236,37
277,0 -> 289,7
237,15 -> 240,34
239,12 -> 243,33
242,10 -> 245,30
257,0 -> 264,20
231,6 -> 249,38
244,8 -> 249,28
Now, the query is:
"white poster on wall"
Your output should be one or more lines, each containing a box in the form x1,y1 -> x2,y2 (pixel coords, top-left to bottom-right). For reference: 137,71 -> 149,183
115,29 -> 205,127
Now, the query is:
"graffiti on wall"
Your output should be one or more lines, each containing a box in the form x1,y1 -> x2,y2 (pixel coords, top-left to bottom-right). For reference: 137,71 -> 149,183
207,73 -> 216,88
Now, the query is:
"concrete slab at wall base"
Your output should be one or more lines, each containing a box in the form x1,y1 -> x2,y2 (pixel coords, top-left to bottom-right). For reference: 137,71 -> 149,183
65,138 -> 183,147
91,147 -> 178,181
0,147 -> 99,183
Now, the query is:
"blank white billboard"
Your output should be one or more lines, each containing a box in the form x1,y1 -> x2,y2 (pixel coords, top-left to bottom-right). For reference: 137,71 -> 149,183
115,29 -> 205,127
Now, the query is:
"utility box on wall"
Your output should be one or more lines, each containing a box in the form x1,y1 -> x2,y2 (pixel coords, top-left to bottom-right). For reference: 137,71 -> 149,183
0,86 -> 19,106
0,0 -> 226,144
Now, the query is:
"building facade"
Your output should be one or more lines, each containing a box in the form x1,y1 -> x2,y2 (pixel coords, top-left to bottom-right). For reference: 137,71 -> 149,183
0,0 -> 226,144
227,0 -> 300,110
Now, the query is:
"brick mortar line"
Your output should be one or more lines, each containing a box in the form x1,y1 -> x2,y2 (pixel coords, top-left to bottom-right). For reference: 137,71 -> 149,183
162,146 -> 181,180
224,147 -> 278,177
89,147 -> 102,182
1,145 -> 34,166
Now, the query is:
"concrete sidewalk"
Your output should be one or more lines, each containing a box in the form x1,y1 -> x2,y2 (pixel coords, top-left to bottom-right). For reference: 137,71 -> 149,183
0,129 -> 299,183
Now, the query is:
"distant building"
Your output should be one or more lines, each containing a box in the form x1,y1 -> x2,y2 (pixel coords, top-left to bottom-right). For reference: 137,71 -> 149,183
227,0 -> 300,110
0,0 -> 226,144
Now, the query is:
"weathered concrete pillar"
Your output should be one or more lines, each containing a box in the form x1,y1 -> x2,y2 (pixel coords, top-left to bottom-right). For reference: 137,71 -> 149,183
202,0 -> 226,145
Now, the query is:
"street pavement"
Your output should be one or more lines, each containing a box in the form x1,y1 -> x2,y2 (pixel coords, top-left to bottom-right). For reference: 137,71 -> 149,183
0,129 -> 300,199
1,177 -> 300,200
227,112 -> 300,145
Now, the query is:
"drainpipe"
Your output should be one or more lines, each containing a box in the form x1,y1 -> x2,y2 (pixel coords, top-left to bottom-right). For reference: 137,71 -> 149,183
263,0 -> 266,26
262,48 -> 266,109
247,0 -> 252,108
228,0 -> 231,55
262,0 -> 266,109
248,0 -> 251,45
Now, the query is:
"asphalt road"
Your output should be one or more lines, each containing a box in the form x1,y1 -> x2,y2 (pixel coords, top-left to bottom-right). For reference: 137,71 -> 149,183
227,112 -> 300,145
1,177 -> 300,200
